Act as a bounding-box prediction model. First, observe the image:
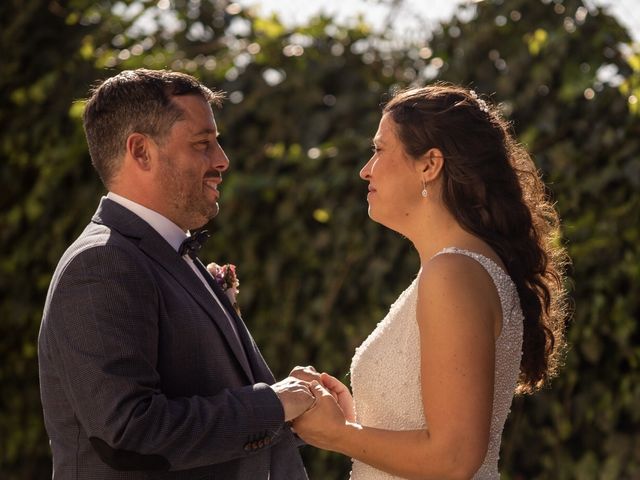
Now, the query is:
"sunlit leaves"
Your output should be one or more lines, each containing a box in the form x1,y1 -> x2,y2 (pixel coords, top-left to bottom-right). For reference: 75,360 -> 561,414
525,28 -> 549,55
254,16 -> 285,39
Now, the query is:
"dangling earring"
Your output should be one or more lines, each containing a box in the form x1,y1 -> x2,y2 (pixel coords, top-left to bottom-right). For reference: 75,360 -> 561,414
421,180 -> 428,198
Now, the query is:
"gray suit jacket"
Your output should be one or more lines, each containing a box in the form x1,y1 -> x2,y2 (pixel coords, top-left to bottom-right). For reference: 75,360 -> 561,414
38,198 -> 308,479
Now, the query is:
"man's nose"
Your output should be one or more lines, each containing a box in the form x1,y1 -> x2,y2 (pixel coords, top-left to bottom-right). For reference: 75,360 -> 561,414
213,145 -> 229,172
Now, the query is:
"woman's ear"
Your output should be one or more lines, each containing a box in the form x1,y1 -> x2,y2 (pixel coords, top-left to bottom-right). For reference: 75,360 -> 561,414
416,148 -> 444,181
126,133 -> 153,171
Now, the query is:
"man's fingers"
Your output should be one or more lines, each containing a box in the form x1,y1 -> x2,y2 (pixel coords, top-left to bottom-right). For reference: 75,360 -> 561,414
309,380 -> 325,399
310,380 -> 334,399
290,365 -> 321,382
274,379 -> 317,422
292,365 -> 317,373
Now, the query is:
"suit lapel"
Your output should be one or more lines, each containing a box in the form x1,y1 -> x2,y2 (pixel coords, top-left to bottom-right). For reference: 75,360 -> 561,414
197,263 -> 276,384
141,239 -> 256,383
92,198 -> 255,383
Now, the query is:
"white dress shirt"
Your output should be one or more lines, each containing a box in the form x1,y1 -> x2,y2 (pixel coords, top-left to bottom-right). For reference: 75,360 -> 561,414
106,192 -> 244,347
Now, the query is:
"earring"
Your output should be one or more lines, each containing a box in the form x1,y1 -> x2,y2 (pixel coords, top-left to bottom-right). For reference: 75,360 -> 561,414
421,180 -> 428,198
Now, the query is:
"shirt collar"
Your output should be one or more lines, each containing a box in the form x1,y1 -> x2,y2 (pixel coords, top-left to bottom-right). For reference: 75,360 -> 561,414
106,192 -> 188,252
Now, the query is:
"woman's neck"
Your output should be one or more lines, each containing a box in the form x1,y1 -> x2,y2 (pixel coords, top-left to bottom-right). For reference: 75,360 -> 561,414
404,208 -> 473,267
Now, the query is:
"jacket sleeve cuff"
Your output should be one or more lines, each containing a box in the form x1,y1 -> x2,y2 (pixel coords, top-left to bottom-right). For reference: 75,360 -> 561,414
249,383 -> 285,435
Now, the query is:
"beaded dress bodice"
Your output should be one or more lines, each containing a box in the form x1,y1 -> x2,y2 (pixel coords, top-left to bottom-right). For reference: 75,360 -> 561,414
349,247 -> 524,479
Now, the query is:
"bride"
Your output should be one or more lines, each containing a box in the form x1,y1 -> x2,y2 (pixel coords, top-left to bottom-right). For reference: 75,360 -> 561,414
293,84 -> 569,479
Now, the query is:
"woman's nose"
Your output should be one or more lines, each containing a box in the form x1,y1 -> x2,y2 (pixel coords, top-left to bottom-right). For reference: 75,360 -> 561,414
359,157 -> 373,180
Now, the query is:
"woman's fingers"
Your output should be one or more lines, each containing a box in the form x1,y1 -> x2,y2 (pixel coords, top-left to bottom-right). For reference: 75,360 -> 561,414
321,372 -> 348,393
320,374 -> 341,401
318,374 -> 356,422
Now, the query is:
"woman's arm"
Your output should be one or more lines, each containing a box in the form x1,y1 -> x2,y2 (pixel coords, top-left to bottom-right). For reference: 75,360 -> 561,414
294,254 -> 500,480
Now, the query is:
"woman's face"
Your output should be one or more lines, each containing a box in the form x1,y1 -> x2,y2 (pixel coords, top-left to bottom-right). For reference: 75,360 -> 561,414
359,113 -> 424,232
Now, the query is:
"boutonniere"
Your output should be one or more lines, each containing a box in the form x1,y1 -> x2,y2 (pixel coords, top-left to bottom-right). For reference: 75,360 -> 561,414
206,262 -> 241,316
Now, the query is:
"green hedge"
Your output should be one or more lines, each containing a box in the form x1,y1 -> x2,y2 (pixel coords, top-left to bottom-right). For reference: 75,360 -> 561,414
1,0 -> 638,478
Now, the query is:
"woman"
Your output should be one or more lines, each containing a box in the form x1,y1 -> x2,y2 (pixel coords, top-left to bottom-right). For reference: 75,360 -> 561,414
293,84 -> 569,479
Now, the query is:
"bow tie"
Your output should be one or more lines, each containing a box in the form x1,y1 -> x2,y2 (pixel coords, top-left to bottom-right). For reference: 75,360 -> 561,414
179,230 -> 210,259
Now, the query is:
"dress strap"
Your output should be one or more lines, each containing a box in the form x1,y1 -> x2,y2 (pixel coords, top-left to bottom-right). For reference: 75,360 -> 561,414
431,247 -> 516,325
431,247 -> 508,276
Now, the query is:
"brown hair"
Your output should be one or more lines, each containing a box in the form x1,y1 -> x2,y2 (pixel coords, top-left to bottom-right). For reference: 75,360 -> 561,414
82,69 -> 224,187
384,83 -> 569,393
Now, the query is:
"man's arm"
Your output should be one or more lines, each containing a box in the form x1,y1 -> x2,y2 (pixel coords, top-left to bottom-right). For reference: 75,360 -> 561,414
40,244 -> 307,471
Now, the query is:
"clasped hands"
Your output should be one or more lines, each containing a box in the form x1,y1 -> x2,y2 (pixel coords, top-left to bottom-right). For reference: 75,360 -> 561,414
272,366 -> 356,451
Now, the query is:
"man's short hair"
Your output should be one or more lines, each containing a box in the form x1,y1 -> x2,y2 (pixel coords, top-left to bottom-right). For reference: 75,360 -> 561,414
82,69 -> 224,187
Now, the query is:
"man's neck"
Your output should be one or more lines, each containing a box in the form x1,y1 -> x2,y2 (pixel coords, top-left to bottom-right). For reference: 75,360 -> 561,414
109,188 -> 186,232
106,192 -> 189,253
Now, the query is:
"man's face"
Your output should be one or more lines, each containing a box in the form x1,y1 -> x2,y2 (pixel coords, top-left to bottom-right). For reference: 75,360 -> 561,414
154,94 -> 229,230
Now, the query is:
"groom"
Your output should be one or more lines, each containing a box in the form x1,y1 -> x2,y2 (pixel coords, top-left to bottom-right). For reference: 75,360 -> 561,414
38,69 -> 316,479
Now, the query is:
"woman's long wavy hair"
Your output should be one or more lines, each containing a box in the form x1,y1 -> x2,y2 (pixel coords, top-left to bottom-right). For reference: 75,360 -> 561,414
384,83 -> 569,393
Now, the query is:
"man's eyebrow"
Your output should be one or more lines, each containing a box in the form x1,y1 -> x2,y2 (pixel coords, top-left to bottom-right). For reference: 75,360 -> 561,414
193,128 -> 218,137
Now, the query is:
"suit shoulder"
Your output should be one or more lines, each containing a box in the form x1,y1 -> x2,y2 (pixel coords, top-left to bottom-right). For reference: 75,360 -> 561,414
52,222 -> 151,288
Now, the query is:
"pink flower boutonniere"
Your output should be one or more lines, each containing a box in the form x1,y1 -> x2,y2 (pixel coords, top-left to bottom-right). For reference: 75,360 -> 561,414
206,262 -> 241,316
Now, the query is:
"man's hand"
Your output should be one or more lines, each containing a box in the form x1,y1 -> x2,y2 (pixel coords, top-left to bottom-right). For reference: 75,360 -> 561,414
271,377 -> 315,422
289,365 -> 322,383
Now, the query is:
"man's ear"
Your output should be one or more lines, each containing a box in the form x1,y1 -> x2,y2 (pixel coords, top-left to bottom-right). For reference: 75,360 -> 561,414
415,148 -> 444,181
126,133 -> 153,171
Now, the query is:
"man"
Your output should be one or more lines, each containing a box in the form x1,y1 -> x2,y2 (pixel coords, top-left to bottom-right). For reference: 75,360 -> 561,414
38,69 -> 316,479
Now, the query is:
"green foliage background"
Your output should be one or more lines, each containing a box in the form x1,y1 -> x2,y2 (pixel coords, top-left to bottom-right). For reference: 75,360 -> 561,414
1,0 -> 639,478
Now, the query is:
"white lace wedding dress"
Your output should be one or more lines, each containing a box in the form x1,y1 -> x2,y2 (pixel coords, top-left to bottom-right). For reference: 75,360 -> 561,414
349,247 -> 524,479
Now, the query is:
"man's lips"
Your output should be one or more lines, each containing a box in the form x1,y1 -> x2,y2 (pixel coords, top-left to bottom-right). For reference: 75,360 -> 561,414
204,176 -> 221,194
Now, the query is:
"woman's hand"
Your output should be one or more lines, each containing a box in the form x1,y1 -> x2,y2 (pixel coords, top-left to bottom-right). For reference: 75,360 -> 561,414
292,381 -> 349,451
320,372 -> 356,422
